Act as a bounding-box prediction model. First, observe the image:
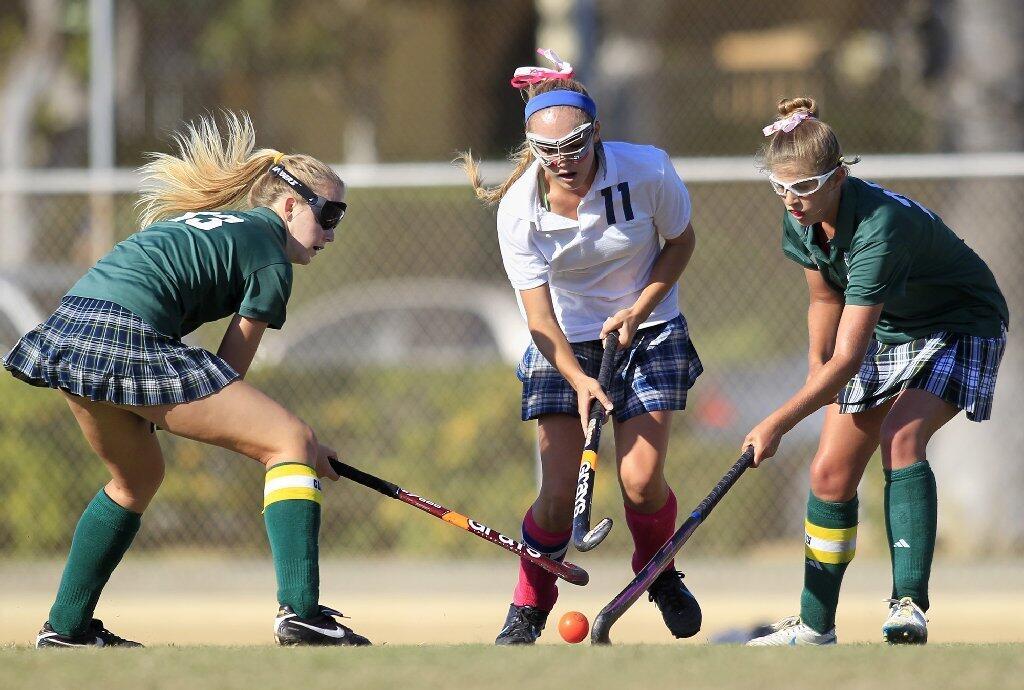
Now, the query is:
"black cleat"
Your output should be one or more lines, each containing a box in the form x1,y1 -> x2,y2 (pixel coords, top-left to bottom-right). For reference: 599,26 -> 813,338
648,570 -> 702,638
274,605 -> 372,646
36,619 -> 143,648
495,604 -> 549,645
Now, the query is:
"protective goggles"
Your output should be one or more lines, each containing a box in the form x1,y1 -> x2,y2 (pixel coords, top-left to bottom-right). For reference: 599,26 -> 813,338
269,164 -> 347,230
768,166 -> 839,197
525,122 -> 595,165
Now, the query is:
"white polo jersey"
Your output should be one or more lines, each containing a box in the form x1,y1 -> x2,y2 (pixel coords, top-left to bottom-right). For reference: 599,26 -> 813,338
496,141 -> 692,342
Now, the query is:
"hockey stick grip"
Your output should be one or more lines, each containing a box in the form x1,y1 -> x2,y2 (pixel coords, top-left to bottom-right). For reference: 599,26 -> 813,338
329,458 -> 401,498
588,331 -> 619,421
692,446 -> 755,519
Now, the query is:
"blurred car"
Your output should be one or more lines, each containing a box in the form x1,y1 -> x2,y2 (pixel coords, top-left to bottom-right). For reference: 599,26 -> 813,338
0,276 -> 44,353
255,278 -> 532,370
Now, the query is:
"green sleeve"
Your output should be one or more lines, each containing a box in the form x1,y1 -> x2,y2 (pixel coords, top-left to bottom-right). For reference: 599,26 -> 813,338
238,263 -> 292,329
844,239 -> 912,306
781,220 -> 816,269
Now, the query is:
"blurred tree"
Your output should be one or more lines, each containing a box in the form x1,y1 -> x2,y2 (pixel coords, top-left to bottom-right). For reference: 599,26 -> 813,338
1,0 -> 60,267
923,0 -> 1024,552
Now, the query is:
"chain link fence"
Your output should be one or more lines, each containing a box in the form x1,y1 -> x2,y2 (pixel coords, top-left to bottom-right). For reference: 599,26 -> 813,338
1,0 -> 1022,559
2,172 -> 1021,558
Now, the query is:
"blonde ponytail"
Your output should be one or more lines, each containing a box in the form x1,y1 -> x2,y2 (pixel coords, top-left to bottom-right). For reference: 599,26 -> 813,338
135,111 -> 342,228
456,144 -> 535,207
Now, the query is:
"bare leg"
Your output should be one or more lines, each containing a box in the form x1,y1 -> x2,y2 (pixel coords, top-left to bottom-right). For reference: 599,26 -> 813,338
508,414 -> 582,614
62,393 -> 165,512
530,414 -> 584,532
613,410 -> 672,512
879,388 -> 959,471
128,379 -> 320,471
810,401 -> 893,501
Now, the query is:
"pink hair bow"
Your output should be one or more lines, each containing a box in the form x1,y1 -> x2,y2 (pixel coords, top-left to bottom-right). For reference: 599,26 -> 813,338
762,111 -> 811,136
510,48 -> 574,89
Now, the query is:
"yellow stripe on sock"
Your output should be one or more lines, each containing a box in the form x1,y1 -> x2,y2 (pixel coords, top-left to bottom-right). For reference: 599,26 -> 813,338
263,464 -> 322,510
805,544 -> 856,564
804,519 -> 857,564
266,463 -> 317,482
805,520 -> 857,542
264,486 -> 323,509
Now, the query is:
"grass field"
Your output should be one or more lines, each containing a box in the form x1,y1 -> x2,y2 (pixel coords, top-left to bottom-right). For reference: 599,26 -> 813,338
2,644 -> 1023,690
4,557 -> 1023,646
2,557 -> 1022,689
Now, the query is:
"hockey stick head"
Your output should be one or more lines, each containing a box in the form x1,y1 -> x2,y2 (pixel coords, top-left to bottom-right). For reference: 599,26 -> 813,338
574,516 -> 613,551
562,561 -> 591,586
590,610 -> 613,645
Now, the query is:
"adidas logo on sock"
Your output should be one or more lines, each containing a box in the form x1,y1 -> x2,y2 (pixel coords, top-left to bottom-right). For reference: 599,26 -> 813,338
893,539 -> 911,548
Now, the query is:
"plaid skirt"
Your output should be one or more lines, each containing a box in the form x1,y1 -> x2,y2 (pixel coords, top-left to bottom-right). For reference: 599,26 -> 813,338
837,327 -> 1007,422
517,315 -> 703,423
2,296 -> 238,406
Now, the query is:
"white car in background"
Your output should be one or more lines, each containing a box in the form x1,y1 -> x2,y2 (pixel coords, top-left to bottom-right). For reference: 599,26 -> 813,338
0,276 -> 43,353
256,278 -> 532,370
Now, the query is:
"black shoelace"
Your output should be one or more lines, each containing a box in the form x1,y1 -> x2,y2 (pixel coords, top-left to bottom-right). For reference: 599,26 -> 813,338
648,571 -> 690,610
89,619 -> 132,645
507,607 -> 546,635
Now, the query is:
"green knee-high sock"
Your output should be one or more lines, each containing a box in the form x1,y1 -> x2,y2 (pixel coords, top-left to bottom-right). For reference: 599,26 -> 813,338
49,489 -> 142,636
800,492 -> 858,633
263,462 -> 322,619
885,461 -> 937,611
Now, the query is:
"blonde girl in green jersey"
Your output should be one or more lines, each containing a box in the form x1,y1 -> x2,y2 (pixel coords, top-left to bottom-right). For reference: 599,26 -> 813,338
744,97 -> 1008,646
3,112 -> 370,647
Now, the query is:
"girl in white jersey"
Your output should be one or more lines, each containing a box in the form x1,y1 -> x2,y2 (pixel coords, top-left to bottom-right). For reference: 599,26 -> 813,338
461,51 -> 703,644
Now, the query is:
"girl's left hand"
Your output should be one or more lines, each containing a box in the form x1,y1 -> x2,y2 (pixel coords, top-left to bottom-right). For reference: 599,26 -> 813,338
743,417 -> 785,467
601,308 -> 643,349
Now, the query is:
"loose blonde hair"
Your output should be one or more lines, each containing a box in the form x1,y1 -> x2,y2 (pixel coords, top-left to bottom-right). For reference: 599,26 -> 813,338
457,78 -> 596,206
136,111 -> 343,228
758,96 -> 859,175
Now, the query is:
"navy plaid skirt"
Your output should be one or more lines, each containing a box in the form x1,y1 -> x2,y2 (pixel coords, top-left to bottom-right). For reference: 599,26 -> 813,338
2,296 -> 238,406
837,327 -> 1006,422
517,315 -> 703,422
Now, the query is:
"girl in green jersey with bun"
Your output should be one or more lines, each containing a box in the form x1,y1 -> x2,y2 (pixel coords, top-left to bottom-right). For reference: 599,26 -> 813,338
744,97 -> 1008,647
4,112 -> 370,648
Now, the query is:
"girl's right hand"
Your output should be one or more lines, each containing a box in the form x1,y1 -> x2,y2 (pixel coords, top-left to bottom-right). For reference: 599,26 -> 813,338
315,443 -> 341,481
573,374 -> 614,432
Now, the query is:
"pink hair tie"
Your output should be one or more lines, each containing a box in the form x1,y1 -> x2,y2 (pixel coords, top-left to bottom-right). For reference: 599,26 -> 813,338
510,48 -> 574,89
762,111 -> 811,136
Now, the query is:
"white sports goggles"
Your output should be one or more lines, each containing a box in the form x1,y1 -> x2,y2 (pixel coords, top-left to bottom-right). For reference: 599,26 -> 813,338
768,165 -> 839,197
525,122 -> 595,164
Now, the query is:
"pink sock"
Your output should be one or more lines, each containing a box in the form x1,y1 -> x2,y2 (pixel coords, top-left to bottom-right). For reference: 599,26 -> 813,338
511,508 -> 570,611
624,490 -> 678,574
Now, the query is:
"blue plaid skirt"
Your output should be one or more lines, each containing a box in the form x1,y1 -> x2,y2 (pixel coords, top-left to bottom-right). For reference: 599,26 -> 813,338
837,327 -> 1006,422
517,315 -> 703,422
2,296 -> 238,406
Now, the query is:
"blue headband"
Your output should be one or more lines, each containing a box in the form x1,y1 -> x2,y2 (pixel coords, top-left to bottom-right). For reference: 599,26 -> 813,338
524,90 -> 597,122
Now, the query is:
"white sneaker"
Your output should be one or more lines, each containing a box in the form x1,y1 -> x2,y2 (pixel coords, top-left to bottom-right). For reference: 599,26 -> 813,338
745,615 -> 837,646
882,597 -> 928,644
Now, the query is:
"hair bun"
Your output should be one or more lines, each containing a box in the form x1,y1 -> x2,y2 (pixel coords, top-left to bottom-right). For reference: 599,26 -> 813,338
777,97 -> 818,118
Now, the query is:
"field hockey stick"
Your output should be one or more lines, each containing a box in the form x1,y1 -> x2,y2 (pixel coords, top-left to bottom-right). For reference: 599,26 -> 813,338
328,458 -> 589,586
572,331 -> 619,552
590,446 -> 755,644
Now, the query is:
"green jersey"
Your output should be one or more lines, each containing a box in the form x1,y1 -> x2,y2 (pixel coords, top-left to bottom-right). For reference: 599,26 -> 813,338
781,176 -> 1008,345
68,207 -> 293,339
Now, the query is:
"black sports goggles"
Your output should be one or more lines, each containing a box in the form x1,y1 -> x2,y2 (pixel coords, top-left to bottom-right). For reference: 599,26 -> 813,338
269,164 -> 347,231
